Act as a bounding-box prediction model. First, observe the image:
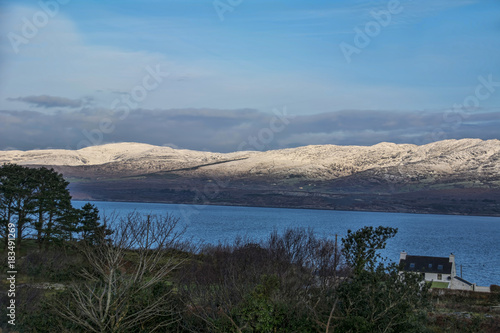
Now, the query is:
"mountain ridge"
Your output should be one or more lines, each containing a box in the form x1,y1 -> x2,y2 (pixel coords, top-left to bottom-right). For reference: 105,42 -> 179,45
1,138 -> 499,180
2,139 -> 499,216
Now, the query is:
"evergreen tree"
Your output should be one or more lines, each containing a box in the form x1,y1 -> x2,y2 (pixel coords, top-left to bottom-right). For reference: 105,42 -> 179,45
1,164 -> 96,250
0,164 -> 18,249
76,203 -> 112,244
341,225 -> 398,275
337,226 -> 429,332
32,167 -> 73,249
0,164 -> 37,250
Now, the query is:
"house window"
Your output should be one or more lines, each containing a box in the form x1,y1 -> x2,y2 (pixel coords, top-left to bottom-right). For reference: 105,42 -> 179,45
410,263 -> 415,269
437,265 -> 443,270
428,264 -> 432,269
437,274 -> 442,280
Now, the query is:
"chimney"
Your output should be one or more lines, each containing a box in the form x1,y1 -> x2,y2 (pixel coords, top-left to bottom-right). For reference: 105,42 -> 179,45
400,251 -> 407,261
449,253 -> 457,277
449,253 -> 455,263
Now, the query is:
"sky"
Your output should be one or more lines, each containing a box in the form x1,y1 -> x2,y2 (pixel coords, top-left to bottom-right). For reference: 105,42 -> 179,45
0,0 -> 499,152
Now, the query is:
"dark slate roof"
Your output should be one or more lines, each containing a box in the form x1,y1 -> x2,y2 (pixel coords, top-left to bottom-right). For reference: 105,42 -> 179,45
399,255 -> 452,274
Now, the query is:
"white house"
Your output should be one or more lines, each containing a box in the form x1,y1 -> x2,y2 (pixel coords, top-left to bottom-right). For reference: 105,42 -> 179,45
399,252 -> 490,292
399,252 -> 455,284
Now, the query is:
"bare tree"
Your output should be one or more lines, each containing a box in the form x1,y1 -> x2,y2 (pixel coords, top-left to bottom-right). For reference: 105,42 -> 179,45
54,212 -> 188,333
178,228 -> 347,332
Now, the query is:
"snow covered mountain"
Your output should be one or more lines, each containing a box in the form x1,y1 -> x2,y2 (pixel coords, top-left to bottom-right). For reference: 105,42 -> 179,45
2,139 -> 499,215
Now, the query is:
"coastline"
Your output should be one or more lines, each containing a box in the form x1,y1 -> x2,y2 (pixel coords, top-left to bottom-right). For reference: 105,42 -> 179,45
71,197 -> 500,218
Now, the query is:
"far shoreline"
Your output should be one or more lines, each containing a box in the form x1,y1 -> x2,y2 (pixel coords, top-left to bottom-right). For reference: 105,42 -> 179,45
71,198 -> 500,218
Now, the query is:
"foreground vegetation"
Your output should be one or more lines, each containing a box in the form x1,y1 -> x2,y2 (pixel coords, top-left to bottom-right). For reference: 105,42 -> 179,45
1,165 -> 499,332
2,219 -> 499,333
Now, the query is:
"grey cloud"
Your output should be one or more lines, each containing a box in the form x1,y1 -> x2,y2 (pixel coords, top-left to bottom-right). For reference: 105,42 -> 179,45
0,108 -> 499,152
7,95 -> 91,108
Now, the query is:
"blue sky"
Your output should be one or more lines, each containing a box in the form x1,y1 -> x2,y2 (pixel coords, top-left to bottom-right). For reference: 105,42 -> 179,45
0,0 -> 499,151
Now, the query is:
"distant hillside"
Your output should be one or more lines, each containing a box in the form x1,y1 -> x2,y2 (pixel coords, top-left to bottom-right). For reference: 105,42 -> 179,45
1,139 -> 500,215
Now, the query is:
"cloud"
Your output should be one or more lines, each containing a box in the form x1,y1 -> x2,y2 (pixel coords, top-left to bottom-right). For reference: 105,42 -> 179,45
0,5 -> 188,111
7,95 -> 91,109
3,3 -> 497,116
0,108 -> 499,152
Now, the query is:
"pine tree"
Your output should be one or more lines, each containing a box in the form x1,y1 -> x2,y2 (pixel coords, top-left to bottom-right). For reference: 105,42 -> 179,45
32,167 -> 73,249
0,164 -> 19,249
76,203 -> 110,245
0,164 -> 37,251
1,164 -> 77,250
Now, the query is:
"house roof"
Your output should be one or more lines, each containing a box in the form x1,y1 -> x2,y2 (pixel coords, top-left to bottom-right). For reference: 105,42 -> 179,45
400,255 -> 452,274
453,276 -> 473,286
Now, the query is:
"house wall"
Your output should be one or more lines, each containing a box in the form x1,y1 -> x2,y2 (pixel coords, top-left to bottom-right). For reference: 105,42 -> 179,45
474,285 -> 491,293
450,278 -> 473,291
424,272 -> 451,282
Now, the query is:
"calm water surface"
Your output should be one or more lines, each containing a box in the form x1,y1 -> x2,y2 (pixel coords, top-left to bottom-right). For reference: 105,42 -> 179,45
73,201 -> 500,286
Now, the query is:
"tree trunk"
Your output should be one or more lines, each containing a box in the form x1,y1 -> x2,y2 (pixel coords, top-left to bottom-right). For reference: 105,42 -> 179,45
37,208 -> 44,250
44,211 -> 54,251
16,201 -> 23,252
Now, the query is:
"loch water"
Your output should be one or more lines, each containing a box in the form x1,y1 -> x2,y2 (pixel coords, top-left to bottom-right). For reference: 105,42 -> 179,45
74,200 -> 500,286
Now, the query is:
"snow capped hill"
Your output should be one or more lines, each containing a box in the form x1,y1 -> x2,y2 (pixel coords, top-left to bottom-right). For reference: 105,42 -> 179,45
1,139 -> 499,183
